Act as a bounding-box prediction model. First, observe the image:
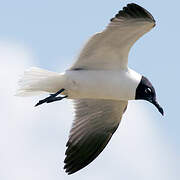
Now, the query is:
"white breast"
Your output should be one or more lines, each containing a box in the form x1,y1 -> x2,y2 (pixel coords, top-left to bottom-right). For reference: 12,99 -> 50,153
64,68 -> 141,101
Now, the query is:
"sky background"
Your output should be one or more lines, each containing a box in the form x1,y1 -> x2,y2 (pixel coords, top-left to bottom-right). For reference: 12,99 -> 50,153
0,0 -> 179,179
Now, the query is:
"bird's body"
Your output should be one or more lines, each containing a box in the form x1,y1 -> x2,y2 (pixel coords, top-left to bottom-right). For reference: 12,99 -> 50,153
63,68 -> 141,100
16,3 -> 163,174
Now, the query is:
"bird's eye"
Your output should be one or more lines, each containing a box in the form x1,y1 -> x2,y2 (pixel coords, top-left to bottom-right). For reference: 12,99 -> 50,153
145,87 -> 152,94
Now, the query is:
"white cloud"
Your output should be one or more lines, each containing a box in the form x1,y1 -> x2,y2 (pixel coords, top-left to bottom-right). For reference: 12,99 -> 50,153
0,41 -> 178,180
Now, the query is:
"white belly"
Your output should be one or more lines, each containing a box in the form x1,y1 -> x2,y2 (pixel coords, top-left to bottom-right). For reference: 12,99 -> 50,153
64,69 -> 141,101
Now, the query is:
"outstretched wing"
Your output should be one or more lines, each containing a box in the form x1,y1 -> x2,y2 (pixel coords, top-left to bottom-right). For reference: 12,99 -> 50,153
64,99 -> 128,174
70,3 -> 155,70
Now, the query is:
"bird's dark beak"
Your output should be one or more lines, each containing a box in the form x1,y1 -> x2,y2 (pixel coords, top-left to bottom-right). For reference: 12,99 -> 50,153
151,100 -> 164,116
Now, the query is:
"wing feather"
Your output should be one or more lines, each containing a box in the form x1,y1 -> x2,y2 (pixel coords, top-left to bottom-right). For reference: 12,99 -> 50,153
64,99 -> 128,174
70,3 -> 155,70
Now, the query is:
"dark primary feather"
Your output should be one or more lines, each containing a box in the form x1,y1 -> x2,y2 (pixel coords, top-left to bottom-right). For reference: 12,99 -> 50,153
64,99 -> 128,174
64,132 -> 113,174
111,3 -> 155,23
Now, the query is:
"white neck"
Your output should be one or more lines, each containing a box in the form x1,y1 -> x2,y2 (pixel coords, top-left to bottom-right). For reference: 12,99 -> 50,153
123,68 -> 142,99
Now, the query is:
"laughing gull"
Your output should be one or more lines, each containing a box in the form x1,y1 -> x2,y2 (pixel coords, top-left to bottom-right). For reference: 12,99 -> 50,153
17,3 -> 164,174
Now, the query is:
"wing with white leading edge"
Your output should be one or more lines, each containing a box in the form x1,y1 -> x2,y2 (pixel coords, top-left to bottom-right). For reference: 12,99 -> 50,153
70,3 -> 155,70
64,99 -> 128,174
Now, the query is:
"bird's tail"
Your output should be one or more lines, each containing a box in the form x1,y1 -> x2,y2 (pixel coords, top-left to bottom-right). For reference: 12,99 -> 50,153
16,67 -> 65,96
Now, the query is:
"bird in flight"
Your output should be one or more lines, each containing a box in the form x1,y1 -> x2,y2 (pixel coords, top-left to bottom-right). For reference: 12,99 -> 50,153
16,3 -> 164,175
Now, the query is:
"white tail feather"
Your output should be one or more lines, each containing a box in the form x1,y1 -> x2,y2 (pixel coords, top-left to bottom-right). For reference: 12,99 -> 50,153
16,67 -> 65,96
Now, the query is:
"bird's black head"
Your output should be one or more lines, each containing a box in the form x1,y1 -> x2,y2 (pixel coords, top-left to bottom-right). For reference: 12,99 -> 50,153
135,76 -> 164,115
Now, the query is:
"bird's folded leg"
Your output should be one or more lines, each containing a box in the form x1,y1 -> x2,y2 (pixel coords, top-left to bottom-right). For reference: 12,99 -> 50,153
35,88 -> 67,107
46,95 -> 68,103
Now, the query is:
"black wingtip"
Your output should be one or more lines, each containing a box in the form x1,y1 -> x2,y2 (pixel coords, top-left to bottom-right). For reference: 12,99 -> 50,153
64,164 -> 76,175
111,3 -> 155,23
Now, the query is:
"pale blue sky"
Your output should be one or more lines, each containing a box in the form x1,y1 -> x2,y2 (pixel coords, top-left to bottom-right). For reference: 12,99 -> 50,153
0,0 -> 179,179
